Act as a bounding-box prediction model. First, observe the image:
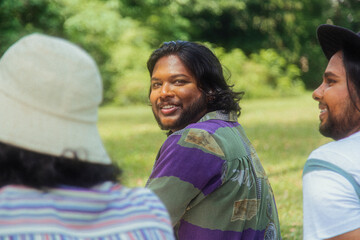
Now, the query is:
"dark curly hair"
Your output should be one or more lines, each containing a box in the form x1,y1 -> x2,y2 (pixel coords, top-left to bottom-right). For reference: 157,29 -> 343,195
147,41 -> 244,116
0,142 -> 121,189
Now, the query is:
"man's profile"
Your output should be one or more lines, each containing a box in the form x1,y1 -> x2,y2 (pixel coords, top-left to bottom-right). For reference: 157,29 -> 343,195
303,24 -> 360,240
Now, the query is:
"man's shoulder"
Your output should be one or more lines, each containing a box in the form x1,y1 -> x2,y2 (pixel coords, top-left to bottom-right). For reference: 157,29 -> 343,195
168,120 -> 223,140
308,134 -> 360,170
309,141 -> 343,163
172,119 -> 239,143
311,133 -> 360,156
164,120 -> 231,158
187,118 -> 239,134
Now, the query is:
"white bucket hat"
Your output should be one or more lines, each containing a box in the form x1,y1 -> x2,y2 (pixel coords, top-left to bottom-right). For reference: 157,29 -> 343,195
0,33 -> 111,164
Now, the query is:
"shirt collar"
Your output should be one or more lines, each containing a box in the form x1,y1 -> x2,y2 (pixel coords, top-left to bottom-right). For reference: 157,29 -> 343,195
198,110 -> 238,123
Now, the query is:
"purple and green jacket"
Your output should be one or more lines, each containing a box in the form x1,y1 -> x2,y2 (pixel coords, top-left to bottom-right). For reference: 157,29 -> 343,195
146,111 -> 281,239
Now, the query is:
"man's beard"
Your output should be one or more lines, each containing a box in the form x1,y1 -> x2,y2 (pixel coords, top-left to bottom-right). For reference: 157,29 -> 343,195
153,94 -> 207,132
320,100 -> 360,140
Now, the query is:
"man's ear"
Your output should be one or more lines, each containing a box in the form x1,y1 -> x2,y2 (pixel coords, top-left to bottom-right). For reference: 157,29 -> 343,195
206,90 -> 215,103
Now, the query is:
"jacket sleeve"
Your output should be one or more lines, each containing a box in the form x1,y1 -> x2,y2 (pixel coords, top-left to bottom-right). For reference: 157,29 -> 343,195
146,129 -> 225,225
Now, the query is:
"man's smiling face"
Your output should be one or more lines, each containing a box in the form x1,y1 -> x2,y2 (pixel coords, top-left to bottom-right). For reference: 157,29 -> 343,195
150,55 -> 207,132
313,51 -> 360,140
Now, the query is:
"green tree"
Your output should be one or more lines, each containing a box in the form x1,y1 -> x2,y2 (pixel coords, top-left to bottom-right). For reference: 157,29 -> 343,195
175,0 -> 333,89
116,0 -> 359,90
118,0 -> 191,46
61,0 -> 155,104
0,0 -> 65,55
1,0 -> 359,103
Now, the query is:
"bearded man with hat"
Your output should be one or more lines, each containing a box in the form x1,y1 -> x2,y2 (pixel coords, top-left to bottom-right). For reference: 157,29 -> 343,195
0,33 -> 174,239
303,24 -> 360,239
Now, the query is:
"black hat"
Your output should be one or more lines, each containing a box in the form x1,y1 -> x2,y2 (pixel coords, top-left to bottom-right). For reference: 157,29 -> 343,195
317,24 -> 360,60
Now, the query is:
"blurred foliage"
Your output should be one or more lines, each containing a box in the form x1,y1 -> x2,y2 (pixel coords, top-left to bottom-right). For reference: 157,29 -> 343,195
0,0 -> 65,53
0,0 -> 359,104
216,47 -> 305,98
61,0 -> 154,103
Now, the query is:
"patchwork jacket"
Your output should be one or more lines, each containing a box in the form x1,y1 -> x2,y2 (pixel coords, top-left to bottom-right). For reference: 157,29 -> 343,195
147,111 -> 281,240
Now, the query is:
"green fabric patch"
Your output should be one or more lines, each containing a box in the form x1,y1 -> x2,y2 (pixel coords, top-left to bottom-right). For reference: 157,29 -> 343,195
184,128 -> 225,157
147,176 -> 200,225
231,199 -> 259,221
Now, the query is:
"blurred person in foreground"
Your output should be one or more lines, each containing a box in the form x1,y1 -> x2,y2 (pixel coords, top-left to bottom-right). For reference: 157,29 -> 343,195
0,33 -> 174,239
145,41 -> 281,239
303,24 -> 360,240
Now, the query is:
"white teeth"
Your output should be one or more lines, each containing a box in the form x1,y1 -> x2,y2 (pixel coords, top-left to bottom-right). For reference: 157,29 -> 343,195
320,109 -> 327,113
162,105 -> 175,109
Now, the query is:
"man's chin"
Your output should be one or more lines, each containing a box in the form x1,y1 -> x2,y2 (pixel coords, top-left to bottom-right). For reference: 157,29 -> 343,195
319,122 -> 333,138
154,115 -> 177,131
159,124 -> 171,131
157,118 -> 174,129
319,123 -> 345,140
319,127 -> 331,138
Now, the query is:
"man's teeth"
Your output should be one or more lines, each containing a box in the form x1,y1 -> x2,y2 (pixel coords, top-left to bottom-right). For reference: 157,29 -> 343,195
162,105 -> 175,109
320,108 -> 327,113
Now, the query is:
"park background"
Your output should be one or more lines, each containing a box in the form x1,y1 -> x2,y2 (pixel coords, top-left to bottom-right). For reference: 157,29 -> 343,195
1,0 -> 359,238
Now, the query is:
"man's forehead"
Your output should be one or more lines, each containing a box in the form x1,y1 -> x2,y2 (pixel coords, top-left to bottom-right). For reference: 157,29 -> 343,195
325,51 -> 345,77
328,51 -> 343,64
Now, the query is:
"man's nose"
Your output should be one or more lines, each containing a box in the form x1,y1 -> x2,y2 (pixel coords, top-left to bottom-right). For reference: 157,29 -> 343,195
312,83 -> 324,101
160,83 -> 174,98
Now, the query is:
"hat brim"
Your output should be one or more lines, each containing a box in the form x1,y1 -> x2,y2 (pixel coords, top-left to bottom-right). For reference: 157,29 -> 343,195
0,88 -> 111,164
317,24 -> 360,60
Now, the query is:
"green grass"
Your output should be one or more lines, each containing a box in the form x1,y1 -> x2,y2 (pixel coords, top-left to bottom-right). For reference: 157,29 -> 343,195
98,93 -> 331,240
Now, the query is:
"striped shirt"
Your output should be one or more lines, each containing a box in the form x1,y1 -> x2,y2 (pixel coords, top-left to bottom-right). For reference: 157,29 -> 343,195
0,182 -> 174,240
147,111 -> 281,239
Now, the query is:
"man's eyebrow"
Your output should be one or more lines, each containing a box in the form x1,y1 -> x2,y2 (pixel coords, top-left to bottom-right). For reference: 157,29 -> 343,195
323,72 -> 339,78
151,74 -> 189,81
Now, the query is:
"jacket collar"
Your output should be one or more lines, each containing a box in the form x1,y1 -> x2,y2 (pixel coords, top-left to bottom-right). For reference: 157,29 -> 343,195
198,110 -> 238,123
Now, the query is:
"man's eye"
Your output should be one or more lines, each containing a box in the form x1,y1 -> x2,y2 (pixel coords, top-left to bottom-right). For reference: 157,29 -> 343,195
152,82 -> 161,88
327,79 -> 336,85
174,80 -> 186,85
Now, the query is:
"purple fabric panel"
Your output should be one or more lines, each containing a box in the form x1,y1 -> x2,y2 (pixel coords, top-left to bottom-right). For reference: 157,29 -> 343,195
149,135 -> 224,196
178,220 -> 265,240
186,120 -> 240,134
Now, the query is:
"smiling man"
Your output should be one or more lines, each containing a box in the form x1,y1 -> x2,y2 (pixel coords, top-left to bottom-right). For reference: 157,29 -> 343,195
303,24 -> 360,240
145,41 -> 281,239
